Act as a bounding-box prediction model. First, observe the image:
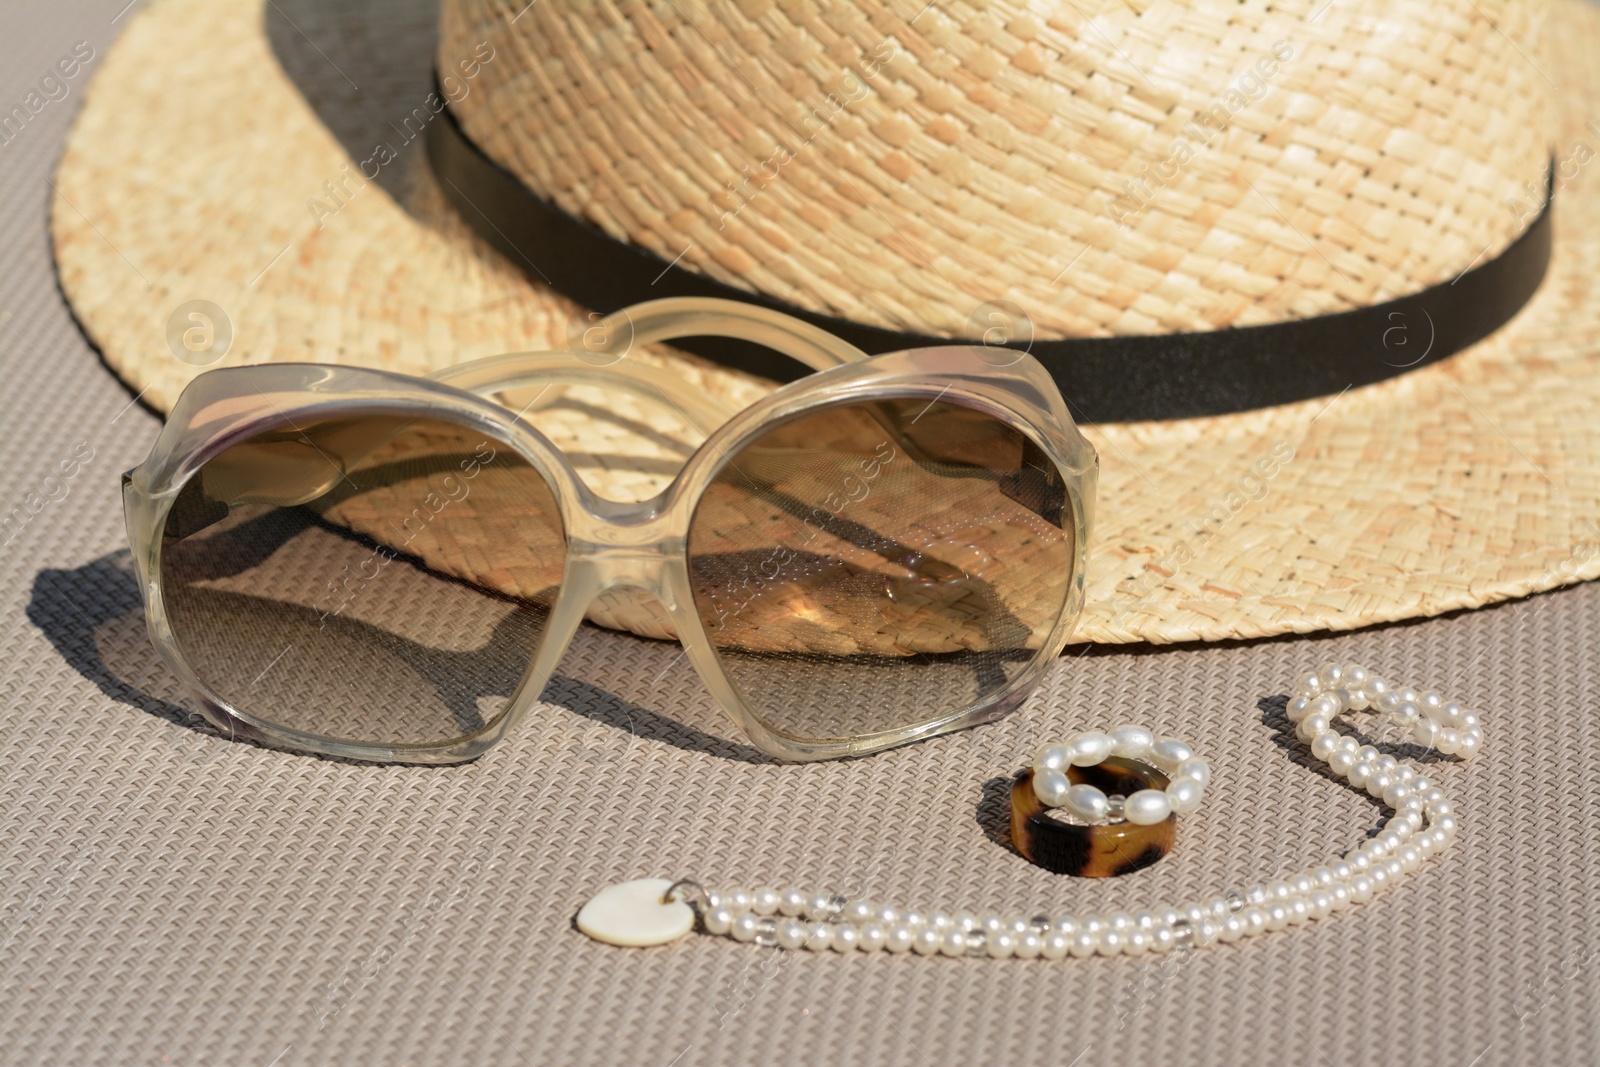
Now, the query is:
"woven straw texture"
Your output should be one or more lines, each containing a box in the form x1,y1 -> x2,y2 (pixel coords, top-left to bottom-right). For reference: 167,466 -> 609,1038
45,0 -> 1600,649
444,0 -> 1550,338
8,12 -> 1600,1064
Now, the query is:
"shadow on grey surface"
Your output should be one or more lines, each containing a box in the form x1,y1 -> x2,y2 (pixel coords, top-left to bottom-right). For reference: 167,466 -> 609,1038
27,549 -> 770,764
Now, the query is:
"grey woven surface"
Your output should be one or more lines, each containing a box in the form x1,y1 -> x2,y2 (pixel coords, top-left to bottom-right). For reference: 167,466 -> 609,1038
4,3 -> 1600,1065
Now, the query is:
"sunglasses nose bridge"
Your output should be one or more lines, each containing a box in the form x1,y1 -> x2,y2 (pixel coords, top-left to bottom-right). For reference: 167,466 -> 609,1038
563,534 -> 683,604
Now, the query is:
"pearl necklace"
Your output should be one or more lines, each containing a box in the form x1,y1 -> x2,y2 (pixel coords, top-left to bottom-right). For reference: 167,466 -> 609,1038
580,663 -> 1478,958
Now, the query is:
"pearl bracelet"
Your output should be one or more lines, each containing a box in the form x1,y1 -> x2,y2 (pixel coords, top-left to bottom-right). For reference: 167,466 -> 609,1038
579,663 -> 1474,958
1031,727 -> 1209,824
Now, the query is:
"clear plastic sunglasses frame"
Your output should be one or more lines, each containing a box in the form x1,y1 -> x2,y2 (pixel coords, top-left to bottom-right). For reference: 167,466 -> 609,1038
124,298 -> 1097,763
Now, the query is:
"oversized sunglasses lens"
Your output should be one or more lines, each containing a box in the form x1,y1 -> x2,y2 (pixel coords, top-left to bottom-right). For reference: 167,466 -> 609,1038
157,416 -> 566,748
686,397 -> 1074,743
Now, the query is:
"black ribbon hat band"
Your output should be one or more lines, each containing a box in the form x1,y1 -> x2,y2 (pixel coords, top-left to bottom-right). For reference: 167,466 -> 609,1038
428,87 -> 1553,423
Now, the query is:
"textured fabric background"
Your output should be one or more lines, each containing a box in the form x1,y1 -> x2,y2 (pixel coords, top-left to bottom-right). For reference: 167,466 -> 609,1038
4,4 -> 1599,1066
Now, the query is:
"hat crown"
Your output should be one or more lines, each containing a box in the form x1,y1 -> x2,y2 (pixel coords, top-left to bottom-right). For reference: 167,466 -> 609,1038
459,1 -> 1547,340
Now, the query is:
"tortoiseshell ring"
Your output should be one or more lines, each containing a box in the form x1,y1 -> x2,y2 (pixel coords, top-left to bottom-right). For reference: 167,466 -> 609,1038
1010,759 -> 1177,878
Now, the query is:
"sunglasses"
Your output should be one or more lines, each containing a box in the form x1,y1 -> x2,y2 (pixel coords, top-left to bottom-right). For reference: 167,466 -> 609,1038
124,298 -> 1096,762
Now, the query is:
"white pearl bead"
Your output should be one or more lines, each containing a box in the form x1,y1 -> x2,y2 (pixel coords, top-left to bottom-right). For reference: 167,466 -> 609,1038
704,906 -> 734,935
1311,693 -> 1341,717
1395,687 -> 1418,704
1298,714 -> 1332,742
1176,758 -> 1212,788
1150,737 -> 1194,770
1458,732 -> 1481,760
1364,675 -> 1388,699
1296,672 -> 1323,697
1265,903 -> 1289,931
1063,783 -> 1110,822
1348,761 -> 1374,787
726,890 -> 752,912
1042,931 -> 1070,959
1439,702 -> 1464,725
751,888 -> 780,915
1420,690 -> 1444,712
1108,724 -> 1155,758
805,923 -> 833,951
1311,732 -> 1341,760
1329,750 -> 1357,775
1124,930 -> 1151,956
1413,718 -> 1440,746
1318,662 -> 1343,688
1382,781 -> 1412,807
806,894 -> 834,920
1437,728 -> 1461,755
1015,931 -> 1044,959
1329,884 -> 1351,910
832,924 -> 859,952
912,926 -> 942,955
778,889 -> 807,916
1219,915 -> 1245,943
1067,732 -> 1115,766
1242,907 -> 1268,937
1287,696 -> 1312,722
1167,777 -> 1203,814
1366,770 -> 1394,798
1069,929 -> 1098,958
857,923 -> 885,952
777,918 -> 809,949
1349,875 -> 1374,903
1343,664 -> 1368,686
732,908 -> 764,940
1096,930 -> 1124,956
1032,767 -> 1072,807
987,931 -> 1016,958
941,929 -> 968,957
842,899 -> 874,924
1125,789 -> 1172,825
1376,691 -> 1402,714
884,924 -> 914,952
1033,743 -> 1070,772
1346,688 -> 1370,711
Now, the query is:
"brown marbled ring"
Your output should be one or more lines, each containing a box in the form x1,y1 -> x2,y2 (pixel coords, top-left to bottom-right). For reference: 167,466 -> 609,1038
1010,759 -> 1177,878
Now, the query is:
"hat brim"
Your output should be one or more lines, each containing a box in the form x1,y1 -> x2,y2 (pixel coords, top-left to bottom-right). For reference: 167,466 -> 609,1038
51,0 -> 1600,644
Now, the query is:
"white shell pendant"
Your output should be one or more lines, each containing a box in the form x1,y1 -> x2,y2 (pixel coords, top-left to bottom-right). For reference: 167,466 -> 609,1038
577,878 -> 695,947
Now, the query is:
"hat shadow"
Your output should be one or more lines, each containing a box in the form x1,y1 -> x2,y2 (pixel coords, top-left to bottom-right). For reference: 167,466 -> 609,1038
27,550 -> 771,765
263,0 -> 444,215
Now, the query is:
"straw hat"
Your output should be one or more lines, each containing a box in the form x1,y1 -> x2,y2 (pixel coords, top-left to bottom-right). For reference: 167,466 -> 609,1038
52,0 -> 1600,645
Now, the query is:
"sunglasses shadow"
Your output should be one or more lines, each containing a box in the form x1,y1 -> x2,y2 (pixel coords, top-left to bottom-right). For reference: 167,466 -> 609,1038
26,550 -> 772,765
